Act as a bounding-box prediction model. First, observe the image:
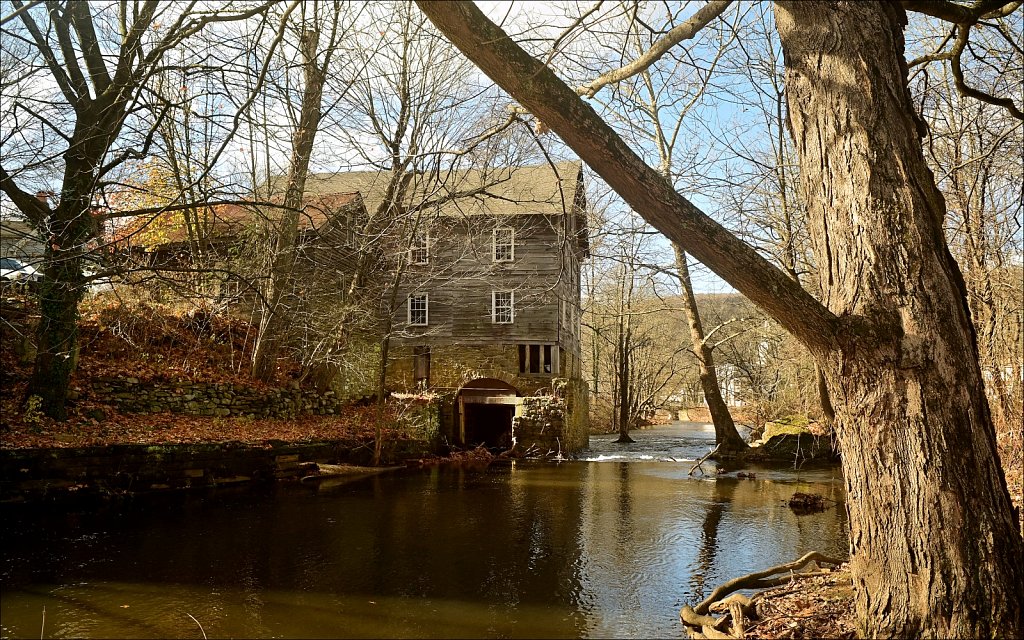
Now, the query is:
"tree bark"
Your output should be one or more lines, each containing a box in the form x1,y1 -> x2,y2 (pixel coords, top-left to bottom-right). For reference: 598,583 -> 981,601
672,244 -> 746,451
775,2 -> 1023,636
28,199 -> 89,420
614,269 -> 634,443
416,1 -> 1024,636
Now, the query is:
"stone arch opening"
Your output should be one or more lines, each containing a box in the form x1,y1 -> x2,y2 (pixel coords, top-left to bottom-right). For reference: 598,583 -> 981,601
457,378 -> 521,450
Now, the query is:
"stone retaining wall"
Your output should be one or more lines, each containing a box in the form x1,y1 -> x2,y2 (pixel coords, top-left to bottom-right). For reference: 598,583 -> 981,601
513,390 -> 588,457
0,438 -> 430,503
88,377 -> 342,418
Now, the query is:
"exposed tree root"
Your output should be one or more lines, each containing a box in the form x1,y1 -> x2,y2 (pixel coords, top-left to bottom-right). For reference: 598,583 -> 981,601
680,551 -> 845,639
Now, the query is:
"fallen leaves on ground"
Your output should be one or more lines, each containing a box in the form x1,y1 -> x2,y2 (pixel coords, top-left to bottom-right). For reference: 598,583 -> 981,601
739,565 -> 856,640
0,297 -> 399,450
1,389 -> 399,450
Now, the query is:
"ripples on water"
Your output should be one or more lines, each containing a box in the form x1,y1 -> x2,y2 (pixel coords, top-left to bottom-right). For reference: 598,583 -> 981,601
0,422 -> 847,639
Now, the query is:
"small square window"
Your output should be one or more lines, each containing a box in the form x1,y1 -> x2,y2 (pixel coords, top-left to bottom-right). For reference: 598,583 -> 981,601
493,227 -> 514,262
492,291 -> 513,324
408,293 -> 428,326
410,233 -> 429,265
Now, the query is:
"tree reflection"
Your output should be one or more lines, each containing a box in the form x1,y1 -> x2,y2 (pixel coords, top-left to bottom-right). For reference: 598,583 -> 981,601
689,478 -> 738,600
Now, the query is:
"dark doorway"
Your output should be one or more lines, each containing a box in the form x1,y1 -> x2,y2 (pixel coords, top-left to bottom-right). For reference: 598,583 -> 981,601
457,378 -> 519,450
463,403 -> 515,449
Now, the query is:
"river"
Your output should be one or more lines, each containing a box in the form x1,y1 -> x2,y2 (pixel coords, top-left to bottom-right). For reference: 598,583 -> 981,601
0,422 -> 847,639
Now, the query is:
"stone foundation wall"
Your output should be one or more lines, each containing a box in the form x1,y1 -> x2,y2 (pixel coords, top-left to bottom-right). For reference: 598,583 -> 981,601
513,395 -> 568,455
389,344 -> 590,455
88,377 -> 342,418
511,385 -> 589,456
0,439 -> 430,503
561,378 -> 590,452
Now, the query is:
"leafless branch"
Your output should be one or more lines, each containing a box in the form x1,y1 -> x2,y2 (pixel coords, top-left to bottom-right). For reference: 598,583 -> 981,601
949,22 -> 1024,120
544,1 -> 604,67
902,0 -> 1015,23
576,0 -> 732,98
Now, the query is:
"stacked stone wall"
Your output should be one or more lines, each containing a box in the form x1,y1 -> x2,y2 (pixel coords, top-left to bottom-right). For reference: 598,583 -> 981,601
88,377 -> 342,418
512,395 -> 566,455
0,438 -> 430,503
389,344 -> 590,455
561,377 -> 590,452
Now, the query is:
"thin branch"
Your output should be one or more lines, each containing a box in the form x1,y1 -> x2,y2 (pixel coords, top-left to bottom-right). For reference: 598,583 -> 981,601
950,22 -> 1024,120
0,0 -> 42,26
544,1 -> 604,67
576,0 -> 732,98
908,27 -> 956,69
12,0 -> 80,104
0,165 -> 49,226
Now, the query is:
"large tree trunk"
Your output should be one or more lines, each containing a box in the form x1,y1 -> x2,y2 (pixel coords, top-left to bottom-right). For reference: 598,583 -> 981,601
672,244 -> 746,451
614,285 -> 634,443
28,198 -> 90,420
776,2 -> 1023,637
27,116 -> 113,419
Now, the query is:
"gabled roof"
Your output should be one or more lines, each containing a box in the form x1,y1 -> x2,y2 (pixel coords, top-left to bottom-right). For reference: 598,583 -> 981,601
294,160 -> 584,218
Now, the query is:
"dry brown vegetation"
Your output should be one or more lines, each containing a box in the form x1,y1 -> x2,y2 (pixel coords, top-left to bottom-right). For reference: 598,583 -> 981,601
0,294 -> 387,450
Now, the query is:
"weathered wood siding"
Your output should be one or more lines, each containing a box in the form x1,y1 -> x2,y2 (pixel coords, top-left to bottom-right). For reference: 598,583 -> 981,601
392,211 -> 584,355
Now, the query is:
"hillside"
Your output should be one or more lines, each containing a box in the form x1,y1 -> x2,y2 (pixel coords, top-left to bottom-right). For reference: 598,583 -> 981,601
0,294 -> 385,449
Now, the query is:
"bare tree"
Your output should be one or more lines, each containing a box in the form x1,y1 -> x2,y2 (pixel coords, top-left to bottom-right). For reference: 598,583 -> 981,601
605,4 -> 748,450
911,23 -> 1023,434
251,1 -> 356,381
417,1 -> 1023,636
0,0 -> 275,418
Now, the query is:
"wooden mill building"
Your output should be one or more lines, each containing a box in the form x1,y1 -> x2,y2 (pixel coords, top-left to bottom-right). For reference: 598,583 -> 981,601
302,161 -> 591,453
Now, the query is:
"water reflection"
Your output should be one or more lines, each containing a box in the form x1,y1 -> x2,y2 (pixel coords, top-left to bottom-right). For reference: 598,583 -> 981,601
1,423 -> 847,639
691,478 -> 736,601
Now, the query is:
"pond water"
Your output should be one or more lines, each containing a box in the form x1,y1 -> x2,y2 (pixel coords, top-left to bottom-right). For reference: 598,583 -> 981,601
0,422 -> 848,639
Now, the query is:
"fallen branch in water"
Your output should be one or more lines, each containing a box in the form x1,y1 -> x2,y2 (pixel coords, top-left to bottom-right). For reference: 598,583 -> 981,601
185,612 -> 207,640
405,445 -> 497,469
689,444 -> 721,476
680,551 -> 845,638
787,492 -> 834,514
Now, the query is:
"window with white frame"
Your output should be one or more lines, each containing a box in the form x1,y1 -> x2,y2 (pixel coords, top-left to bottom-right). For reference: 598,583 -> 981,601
408,293 -> 428,326
492,291 -> 514,324
409,233 -> 429,265
493,227 -> 514,262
